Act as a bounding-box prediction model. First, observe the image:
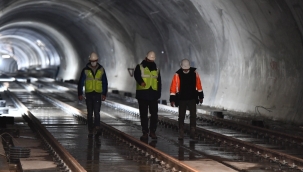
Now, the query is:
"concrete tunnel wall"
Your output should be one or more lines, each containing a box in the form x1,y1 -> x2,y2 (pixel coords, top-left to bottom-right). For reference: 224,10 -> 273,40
1,0 -> 303,124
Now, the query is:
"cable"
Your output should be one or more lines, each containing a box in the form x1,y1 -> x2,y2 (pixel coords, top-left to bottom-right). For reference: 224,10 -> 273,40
255,105 -> 275,117
0,132 -> 20,144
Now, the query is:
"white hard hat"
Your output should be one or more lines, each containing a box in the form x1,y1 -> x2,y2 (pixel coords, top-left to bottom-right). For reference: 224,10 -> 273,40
180,59 -> 190,69
89,52 -> 98,61
146,51 -> 156,61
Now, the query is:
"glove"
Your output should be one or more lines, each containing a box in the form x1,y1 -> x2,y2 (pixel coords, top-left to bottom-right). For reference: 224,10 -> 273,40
198,91 -> 204,99
169,95 -> 176,102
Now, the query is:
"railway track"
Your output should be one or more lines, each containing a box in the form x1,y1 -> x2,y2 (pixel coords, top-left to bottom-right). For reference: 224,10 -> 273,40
41,81 -> 301,170
3,81 -> 198,172
7,79 -> 303,171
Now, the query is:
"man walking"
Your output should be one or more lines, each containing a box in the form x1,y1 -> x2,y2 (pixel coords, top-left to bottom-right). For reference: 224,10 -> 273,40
78,52 -> 108,139
134,51 -> 161,140
169,59 -> 204,140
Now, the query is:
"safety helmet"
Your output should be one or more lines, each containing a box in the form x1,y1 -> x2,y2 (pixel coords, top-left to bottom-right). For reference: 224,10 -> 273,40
89,52 -> 98,61
180,59 -> 190,69
146,51 -> 156,61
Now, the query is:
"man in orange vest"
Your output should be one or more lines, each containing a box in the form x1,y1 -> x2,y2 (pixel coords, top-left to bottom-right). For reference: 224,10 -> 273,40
169,59 -> 204,140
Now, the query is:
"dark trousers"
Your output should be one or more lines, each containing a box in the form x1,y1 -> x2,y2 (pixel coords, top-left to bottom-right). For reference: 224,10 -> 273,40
138,99 -> 158,133
86,94 -> 101,131
178,99 -> 196,132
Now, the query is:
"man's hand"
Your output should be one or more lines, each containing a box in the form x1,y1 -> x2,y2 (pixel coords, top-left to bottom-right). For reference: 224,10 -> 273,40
199,99 -> 203,104
141,82 -> 146,87
78,95 -> 84,101
170,102 -> 175,107
102,95 -> 106,101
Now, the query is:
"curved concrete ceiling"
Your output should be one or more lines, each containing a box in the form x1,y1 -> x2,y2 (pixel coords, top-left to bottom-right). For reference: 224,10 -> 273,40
1,0 -> 303,124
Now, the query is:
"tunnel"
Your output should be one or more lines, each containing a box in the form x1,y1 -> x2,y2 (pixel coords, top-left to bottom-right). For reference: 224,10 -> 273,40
1,0 -> 303,125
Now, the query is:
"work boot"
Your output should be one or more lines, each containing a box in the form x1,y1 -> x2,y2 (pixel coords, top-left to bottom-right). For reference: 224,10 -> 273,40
140,133 -> 148,140
149,132 -> 157,140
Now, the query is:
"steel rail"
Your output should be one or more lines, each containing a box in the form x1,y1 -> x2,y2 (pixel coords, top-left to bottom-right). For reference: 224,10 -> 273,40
198,114 -> 303,145
158,115 -> 303,170
36,91 -> 199,172
157,103 -> 303,170
7,90 -> 87,172
100,120 -> 198,172
158,103 -> 303,146
33,85 -> 303,170
102,99 -> 303,170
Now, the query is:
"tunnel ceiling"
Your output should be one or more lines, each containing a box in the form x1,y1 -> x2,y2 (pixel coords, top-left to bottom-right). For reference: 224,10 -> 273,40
1,0 -> 303,124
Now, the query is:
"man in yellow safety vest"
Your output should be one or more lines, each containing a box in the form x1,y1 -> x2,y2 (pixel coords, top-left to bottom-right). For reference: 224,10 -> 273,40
134,51 -> 162,141
78,52 -> 108,139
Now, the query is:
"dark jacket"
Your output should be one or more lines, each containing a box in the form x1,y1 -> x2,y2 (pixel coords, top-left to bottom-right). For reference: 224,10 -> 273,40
134,59 -> 161,100
169,67 -> 204,104
177,68 -> 197,100
77,63 -> 108,96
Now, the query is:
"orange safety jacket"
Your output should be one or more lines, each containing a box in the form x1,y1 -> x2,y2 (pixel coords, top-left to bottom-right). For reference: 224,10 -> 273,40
170,71 -> 203,95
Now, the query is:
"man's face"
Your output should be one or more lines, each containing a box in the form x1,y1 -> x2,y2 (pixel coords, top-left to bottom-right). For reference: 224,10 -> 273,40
146,58 -> 154,62
182,69 -> 190,73
90,60 -> 98,66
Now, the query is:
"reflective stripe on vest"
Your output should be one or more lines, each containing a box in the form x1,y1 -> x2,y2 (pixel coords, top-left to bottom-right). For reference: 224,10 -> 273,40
84,68 -> 104,93
136,64 -> 159,90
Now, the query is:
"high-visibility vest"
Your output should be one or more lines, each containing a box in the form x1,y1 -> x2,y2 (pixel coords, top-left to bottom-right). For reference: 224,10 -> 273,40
136,64 -> 159,90
84,68 -> 104,93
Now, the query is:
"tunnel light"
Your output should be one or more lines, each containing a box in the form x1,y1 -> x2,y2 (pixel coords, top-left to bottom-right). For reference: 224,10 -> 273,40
0,86 -> 6,92
0,77 -> 15,82
25,85 -> 35,92
29,77 -> 38,82
1,54 -> 10,58
0,82 -> 9,91
39,77 -> 54,82
36,40 -> 45,47
16,78 -> 27,82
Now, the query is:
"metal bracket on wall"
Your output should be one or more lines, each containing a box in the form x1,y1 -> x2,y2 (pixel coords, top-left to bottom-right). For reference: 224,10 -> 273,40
127,68 -> 134,77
